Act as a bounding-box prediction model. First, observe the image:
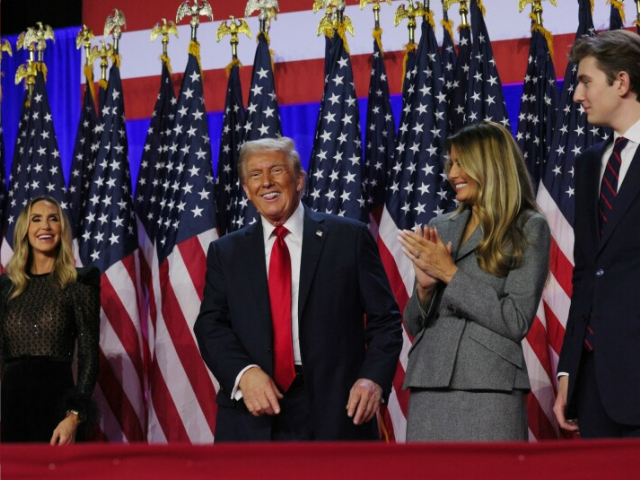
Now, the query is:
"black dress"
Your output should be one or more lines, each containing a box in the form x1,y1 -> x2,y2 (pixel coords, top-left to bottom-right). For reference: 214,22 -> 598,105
0,267 -> 100,442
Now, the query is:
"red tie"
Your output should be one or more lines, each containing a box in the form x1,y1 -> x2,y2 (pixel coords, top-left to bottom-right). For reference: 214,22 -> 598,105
598,136 -> 629,236
268,226 -> 296,392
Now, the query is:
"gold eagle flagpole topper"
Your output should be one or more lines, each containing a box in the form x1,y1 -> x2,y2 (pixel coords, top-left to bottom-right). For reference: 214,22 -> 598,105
519,0 -> 557,26
92,40 -> 114,88
16,23 -> 54,102
151,18 -> 179,66
1,40 -> 12,104
395,1 -> 426,45
360,0 -> 392,31
444,0 -> 470,27
176,0 -> 214,42
245,0 -> 279,34
76,25 -> 98,104
104,8 -> 126,60
218,16 -> 252,73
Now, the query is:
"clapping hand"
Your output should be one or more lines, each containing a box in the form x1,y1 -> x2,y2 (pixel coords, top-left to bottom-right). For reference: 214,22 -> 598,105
398,226 -> 457,291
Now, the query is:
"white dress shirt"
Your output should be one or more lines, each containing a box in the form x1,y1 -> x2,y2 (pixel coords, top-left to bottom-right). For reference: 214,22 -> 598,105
231,202 -> 305,399
598,118 -> 640,193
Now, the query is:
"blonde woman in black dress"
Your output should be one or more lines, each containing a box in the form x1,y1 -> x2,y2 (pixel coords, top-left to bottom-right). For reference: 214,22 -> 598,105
1,196 -> 100,444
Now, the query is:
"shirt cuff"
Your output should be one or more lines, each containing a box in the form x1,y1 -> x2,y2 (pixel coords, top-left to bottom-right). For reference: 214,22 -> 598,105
231,365 -> 260,400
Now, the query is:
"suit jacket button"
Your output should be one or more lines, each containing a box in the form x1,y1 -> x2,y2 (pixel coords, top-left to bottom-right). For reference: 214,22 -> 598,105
596,269 -> 604,277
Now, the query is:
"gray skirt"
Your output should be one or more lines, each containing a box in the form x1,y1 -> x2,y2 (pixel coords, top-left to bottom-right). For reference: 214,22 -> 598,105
406,388 -> 528,442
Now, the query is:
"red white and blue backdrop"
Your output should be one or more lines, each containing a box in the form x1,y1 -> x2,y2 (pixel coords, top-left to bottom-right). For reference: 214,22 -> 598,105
1,0 -> 639,443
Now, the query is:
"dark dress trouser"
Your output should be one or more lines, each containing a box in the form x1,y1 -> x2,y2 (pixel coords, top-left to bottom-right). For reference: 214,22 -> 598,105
576,351 -> 640,438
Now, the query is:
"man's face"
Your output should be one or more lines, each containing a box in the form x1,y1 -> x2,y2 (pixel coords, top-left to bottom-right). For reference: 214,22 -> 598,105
574,55 -> 621,127
242,150 -> 305,226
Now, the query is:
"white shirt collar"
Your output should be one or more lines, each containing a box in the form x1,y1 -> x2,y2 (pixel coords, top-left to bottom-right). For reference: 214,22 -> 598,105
261,202 -> 305,243
618,117 -> 640,145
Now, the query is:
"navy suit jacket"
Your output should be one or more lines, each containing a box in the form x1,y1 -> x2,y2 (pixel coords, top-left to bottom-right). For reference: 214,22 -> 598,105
194,207 -> 403,441
558,140 -> 640,425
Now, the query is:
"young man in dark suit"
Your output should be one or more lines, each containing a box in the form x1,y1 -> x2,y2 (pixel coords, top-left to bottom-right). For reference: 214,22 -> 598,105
554,29 -> 640,438
195,137 -> 402,441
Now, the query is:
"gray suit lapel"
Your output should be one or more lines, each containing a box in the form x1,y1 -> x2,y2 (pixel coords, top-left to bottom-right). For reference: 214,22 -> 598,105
446,209 -> 481,262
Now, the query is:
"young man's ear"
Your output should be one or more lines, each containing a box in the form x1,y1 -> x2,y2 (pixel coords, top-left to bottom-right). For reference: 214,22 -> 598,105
617,71 -> 632,96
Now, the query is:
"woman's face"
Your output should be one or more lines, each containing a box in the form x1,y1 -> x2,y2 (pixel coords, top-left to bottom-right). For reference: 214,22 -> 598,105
27,200 -> 62,258
447,146 -> 479,205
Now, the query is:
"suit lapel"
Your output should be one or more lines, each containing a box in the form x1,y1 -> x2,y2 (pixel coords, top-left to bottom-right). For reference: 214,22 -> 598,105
599,144 -> 640,252
240,222 -> 272,322
447,209 -> 480,262
298,208 -> 327,319
584,141 -> 609,248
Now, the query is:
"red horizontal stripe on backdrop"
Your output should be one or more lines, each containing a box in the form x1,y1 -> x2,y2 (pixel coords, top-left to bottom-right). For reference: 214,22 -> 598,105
90,30 -> 577,121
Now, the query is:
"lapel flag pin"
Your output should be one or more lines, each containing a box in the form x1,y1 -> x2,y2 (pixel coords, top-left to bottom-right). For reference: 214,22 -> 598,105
316,230 -> 323,237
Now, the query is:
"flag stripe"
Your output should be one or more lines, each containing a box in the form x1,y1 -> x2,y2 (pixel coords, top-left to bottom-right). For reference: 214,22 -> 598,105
102,262 -> 146,383
97,348 -> 145,441
148,356 -> 191,442
177,236 -> 207,302
158,259 -> 218,437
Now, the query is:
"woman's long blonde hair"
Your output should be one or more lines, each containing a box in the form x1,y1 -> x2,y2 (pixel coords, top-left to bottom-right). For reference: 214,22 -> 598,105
446,121 -> 539,277
6,196 -> 77,299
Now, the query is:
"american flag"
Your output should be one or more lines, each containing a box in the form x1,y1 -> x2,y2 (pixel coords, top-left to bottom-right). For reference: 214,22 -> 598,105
145,50 -> 219,443
534,0 -> 608,440
215,61 -> 245,235
363,29 -> 395,226
466,0 -> 509,128
609,0 -> 625,30
133,59 -> 176,425
448,11 -> 471,134
0,102 -> 7,226
376,14 -> 454,442
235,31 -> 283,229
515,17 -> 560,442
305,30 -> 365,221
98,77 -> 108,117
76,61 -> 147,442
1,71 -> 69,266
515,23 -> 557,192
135,60 -> 176,259
68,82 -> 98,237
440,7 -> 457,99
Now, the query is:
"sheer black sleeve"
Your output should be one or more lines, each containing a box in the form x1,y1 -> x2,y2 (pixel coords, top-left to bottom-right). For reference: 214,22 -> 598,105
65,267 -> 101,423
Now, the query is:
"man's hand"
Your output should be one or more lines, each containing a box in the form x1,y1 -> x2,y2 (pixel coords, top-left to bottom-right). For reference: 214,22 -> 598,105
346,378 -> 382,425
553,375 -> 579,432
239,367 -> 284,416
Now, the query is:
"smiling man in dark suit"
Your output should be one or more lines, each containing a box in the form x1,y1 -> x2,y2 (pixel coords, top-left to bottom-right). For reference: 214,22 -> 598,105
554,29 -> 640,438
194,136 -> 402,442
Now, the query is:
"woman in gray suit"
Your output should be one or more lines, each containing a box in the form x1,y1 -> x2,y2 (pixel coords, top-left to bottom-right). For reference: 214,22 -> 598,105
398,121 -> 550,441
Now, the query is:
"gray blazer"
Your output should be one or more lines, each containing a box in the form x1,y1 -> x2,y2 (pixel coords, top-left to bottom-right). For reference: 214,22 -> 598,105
402,209 -> 550,392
